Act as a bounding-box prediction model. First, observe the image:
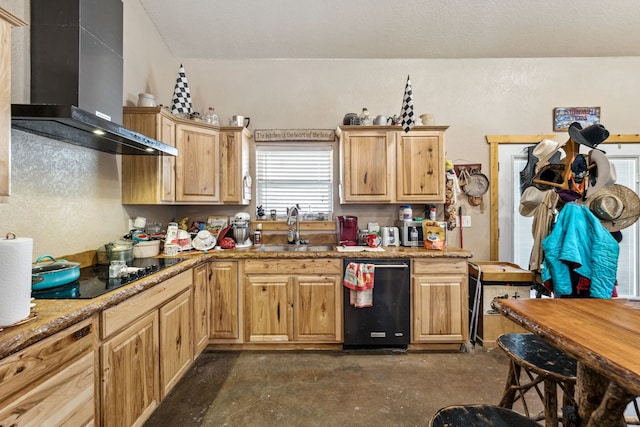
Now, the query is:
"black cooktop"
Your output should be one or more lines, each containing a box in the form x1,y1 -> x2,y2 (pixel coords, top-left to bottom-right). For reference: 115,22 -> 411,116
31,257 -> 187,299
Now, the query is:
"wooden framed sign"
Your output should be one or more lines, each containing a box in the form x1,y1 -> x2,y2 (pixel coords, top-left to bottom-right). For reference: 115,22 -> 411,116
553,107 -> 601,131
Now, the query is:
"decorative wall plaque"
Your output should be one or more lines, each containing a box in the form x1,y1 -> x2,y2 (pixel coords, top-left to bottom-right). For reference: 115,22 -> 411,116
254,129 -> 336,142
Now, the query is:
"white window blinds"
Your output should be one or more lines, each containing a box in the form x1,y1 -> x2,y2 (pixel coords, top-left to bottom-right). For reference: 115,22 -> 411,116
256,143 -> 333,217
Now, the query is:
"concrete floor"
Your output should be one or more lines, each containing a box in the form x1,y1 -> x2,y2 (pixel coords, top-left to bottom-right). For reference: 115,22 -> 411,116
144,346 -> 546,426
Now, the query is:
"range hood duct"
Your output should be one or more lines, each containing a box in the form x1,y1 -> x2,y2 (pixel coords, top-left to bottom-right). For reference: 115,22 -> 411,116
11,0 -> 177,156
11,104 -> 178,156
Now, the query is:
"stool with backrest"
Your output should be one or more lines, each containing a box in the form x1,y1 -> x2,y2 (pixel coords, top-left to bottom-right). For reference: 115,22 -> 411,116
430,404 -> 542,427
497,333 -> 577,426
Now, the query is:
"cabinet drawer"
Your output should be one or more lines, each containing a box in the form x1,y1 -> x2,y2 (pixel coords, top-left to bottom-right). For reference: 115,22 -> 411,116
101,270 -> 192,339
0,316 -> 96,404
244,259 -> 341,275
413,258 -> 467,275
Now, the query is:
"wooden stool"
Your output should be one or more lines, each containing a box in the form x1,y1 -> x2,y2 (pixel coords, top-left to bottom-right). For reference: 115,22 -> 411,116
497,333 -> 577,427
430,404 -> 541,427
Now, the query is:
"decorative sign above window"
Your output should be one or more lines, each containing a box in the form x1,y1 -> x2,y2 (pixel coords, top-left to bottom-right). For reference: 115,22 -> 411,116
254,129 -> 336,142
553,107 -> 601,131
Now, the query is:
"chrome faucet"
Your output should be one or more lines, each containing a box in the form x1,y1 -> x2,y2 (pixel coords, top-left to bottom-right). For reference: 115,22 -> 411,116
287,205 -> 301,244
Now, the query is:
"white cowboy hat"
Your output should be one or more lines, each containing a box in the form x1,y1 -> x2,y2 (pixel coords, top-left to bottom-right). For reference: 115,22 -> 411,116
519,186 -> 550,217
585,184 -> 640,232
586,149 -> 617,199
533,139 -> 566,171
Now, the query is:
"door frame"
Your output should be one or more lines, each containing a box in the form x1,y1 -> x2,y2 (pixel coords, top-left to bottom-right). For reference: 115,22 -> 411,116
486,133 -> 640,261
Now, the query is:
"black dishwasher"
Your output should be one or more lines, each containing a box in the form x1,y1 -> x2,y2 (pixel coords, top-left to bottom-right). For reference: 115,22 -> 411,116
343,258 -> 411,349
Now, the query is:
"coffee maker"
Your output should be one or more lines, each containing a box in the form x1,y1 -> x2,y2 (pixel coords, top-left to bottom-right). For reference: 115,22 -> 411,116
336,215 -> 358,246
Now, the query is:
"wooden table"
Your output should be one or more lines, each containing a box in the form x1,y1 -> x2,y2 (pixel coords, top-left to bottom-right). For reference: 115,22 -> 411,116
492,298 -> 640,427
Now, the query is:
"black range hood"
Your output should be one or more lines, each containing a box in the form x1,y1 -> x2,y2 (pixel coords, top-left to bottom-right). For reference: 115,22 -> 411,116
11,104 -> 178,156
14,0 -> 177,156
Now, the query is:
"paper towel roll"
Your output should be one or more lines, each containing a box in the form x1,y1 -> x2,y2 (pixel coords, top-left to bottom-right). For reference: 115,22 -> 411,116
0,236 -> 33,327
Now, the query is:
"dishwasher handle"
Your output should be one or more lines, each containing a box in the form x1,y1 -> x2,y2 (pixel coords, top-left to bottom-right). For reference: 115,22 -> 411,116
371,263 -> 409,269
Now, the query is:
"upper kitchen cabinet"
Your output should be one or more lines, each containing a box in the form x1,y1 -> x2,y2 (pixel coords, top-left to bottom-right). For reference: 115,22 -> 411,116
220,126 -> 251,204
0,8 -> 27,203
122,107 -> 176,204
338,126 -> 447,204
339,128 -> 395,202
122,107 -> 250,205
174,121 -> 220,203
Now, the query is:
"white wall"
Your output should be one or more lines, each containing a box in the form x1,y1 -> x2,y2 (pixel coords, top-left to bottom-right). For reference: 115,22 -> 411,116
2,0 -> 639,261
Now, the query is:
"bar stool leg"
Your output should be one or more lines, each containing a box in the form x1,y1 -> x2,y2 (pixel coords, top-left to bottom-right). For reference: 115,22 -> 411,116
499,360 -> 521,409
543,380 -> 558,427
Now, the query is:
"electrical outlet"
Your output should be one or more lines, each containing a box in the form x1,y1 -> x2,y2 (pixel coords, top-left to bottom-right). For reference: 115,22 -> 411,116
462,216 -> 472,228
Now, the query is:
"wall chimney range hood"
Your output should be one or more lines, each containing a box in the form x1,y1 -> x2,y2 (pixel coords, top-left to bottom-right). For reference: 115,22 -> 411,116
12,0 -> 177,156
11,104 -> 178,156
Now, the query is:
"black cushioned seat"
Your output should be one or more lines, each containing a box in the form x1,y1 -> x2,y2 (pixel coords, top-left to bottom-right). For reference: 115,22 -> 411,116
497,333 -> 577,427
430,404 -> 541,427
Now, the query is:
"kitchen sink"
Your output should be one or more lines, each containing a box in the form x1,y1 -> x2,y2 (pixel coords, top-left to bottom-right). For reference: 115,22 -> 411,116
257,244 -> 335,252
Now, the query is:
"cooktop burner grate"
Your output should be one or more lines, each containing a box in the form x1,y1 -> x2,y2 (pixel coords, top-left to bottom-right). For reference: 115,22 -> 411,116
31,257 -> 187,299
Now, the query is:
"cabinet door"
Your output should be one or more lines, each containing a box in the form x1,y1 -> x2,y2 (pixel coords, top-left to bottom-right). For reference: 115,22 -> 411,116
175,123 -> 220,203
0,317 -> 96,426
193,263 -> 210,354
158,114 -> 176,202
0,352 -> 95,426
102,310 -> 159,427
412,274 -> 466,343
210,261 -> 240,340
159,289 -> 193,397
396,130 -> 445,202
245,275 -> 293,342
293,275 -> 342,342
122,108 -> 176,204
340,129 -> 395,202
220,127 -> 250,204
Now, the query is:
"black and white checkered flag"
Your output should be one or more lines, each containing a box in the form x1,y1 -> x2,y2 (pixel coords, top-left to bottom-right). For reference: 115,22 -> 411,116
400,75 -> 415,133
171,64 -> 192,115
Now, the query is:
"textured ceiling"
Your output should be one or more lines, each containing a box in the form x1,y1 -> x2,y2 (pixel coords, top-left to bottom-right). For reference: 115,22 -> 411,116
140,0 -> 640,60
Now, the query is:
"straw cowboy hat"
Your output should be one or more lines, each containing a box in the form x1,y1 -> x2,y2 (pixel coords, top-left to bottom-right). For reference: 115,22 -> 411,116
568,122 -> 610,148
586,149 -> 617,198
519,186 -> 550,217
585,184 -> 640,232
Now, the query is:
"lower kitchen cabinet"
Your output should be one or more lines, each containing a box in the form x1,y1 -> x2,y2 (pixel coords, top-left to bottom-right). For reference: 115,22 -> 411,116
243,259 -> 342,343
101,270 -> 192,426
159,288 -> 193,396
0,316 -> 97,426
209,261 -> 240,341
193,262 -> 211,353
412,258 -> 468,346
101,311 -> 159,427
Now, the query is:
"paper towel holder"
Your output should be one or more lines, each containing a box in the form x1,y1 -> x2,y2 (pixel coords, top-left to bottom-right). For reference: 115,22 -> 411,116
4,232 -> 16,240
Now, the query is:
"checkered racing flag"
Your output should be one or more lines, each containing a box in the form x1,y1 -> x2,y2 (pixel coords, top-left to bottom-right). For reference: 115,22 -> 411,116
400,75 -> 415,133
171,64 -> 192,115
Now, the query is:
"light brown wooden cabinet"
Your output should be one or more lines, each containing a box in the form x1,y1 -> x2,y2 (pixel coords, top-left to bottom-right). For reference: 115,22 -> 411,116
338,126 -> 447,204
243,259 -> 342,343
100,270 -> 192,426
220,126 -> 251,204
0,316 -> 98,426
412,258 -> 468,347
175,122 -> 221,203
209,261 -> 241,341
122,107 -> 250,205
193,262 -> 211,353
0,8 -> 27,203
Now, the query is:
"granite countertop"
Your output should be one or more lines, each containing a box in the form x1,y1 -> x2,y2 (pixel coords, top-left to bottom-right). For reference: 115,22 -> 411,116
0,245 -> 472,359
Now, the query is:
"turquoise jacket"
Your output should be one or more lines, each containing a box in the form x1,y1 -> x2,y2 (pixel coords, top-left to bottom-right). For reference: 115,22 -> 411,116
542,203 -> 618,298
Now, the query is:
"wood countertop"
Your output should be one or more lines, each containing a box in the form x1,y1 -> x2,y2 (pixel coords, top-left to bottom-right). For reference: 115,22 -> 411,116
0,246 -> 471,359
